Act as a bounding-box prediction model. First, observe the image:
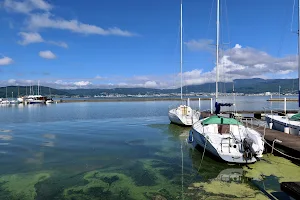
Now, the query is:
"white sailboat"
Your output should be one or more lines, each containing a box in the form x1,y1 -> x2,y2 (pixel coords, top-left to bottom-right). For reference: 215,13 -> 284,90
168,0 -> 200,126
265,0 -> 300,136
188,0 -> 264,163
46,87 -> 54,104
1,87 -> 10,105
25,82 -> 47,104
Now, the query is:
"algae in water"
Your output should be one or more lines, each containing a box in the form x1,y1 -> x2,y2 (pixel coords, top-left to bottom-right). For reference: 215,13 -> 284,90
243,154 -> 300,182
188,180 -> 269,200
64,159 -> 181,200
0,172 -> 50,200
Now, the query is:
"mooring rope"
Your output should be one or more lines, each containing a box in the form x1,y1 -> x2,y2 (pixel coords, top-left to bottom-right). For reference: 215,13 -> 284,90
197,136 -> 208,171
263,139 -> 300,160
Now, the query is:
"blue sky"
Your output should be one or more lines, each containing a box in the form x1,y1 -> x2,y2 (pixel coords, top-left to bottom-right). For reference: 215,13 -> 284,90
0,0 -> 298,89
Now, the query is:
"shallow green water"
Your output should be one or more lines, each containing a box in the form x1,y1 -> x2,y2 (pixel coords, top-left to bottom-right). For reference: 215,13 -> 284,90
0,102 -> 298,199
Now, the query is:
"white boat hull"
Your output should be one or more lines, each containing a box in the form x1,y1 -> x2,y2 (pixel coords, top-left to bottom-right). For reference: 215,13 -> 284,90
191,129 -> 257,163
265,115 -> 300,136
168,105 -> 200,126
189,117 -> 264,164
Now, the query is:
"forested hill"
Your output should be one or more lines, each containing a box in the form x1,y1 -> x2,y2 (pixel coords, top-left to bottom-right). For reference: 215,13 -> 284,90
0,78 -> 297,97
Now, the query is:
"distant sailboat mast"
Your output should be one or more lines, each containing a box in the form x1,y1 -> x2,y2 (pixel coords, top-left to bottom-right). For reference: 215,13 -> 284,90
180,0 -> 183,100
215,0 -> 220,102
298,0 -> 300,107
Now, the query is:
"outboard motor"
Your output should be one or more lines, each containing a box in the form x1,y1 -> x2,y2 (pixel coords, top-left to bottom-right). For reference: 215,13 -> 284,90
242,138 -> 256,160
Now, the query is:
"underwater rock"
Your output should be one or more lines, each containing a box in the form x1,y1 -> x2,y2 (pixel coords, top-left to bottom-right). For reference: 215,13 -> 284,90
152,194 -> 167,200
0,172 -> 50,200
64,160 -> 181,200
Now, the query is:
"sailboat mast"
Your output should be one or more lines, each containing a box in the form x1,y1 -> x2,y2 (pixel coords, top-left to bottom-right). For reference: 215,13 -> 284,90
180,0 -> 183,100
298,0 -> 300,108
216,0 -> 220,102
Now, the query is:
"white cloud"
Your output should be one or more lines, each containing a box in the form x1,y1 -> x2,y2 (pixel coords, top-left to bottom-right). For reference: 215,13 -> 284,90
48,41 -> 68,48
27,13 -> 136,37
0,44 -> 297,89
95,75 -> 103,80
234,44 -> 242,49
184,39 -> 214,52
18,32 -> 68,48
39,50 -> 56,59
74,81 -> 92,87
3,0 -> 52,14
144,81 -> 157,88
18,32 -> 44,45
0,56 -> 13,65
178,43 -> 298,86
7,79 -> 16,84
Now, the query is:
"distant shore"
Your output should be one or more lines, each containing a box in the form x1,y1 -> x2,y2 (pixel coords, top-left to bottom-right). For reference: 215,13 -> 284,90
56,97 -> 299,103
57,97 -> 213,103
267,98 -> 298,102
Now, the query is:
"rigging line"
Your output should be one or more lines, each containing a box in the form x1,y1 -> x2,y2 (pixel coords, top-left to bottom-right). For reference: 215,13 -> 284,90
205,0 -> 216,38
277,4 -> 292,57
224,0 -> 230,95
224,0 -> 231,47
172,16 -> 181,94
181,142 -> 184,200
291,0 -> 296,32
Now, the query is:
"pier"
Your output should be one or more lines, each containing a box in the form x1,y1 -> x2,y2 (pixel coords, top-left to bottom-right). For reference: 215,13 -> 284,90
255,126 -> 300,157
267,98 -> 297,102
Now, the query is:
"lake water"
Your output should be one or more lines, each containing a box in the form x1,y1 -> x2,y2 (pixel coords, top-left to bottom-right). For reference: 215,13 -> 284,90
0,97 -> 299,200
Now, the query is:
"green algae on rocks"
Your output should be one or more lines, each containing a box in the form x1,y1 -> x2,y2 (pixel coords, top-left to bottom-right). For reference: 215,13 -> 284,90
188,180 -> 269,200
243,154 -> 300,182
0,172 -> 50,200
63,159 -> 181,200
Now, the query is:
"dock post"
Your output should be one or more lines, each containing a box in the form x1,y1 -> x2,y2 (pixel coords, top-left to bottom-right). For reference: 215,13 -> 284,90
271,139 -> 282,154
210,98 -> 213,114
187,98 -> 190,107
198,98 -> 201,111
284,97 -> 287,114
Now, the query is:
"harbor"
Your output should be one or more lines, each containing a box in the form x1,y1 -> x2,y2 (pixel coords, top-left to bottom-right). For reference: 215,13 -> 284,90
1,0 -> 300,199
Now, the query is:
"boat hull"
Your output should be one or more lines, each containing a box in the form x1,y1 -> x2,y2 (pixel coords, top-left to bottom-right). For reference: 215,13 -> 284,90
190,125 -> 258,164
266,115 -> 300,136
168,108 -> 199,126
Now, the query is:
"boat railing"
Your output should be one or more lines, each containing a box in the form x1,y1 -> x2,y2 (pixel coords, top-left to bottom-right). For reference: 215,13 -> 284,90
220,137 -> 232,153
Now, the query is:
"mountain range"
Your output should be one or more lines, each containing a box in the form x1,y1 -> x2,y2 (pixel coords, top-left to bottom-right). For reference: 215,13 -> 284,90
0,78 -> 297,98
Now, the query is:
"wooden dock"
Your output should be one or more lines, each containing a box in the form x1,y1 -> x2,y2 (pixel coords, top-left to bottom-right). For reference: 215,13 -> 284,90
281,182 -> 300,200
255,126 -> 300,156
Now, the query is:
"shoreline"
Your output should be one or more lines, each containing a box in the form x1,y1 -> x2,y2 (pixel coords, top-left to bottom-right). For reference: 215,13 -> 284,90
57,97 -> 212,103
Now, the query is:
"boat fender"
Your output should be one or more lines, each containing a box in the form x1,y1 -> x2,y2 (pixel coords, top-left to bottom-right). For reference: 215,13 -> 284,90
188,131 -> 194,143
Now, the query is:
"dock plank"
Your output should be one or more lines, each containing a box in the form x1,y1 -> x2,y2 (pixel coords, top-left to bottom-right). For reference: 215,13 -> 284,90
255,126 -> 300,153
281,182 -> 300,199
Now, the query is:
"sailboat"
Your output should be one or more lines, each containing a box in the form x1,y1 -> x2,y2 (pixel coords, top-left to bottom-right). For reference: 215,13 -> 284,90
25,81 -> 47,104
168,0 -> 200,126
46,87 -> 54,104
188,0 -> 264,163
265,0 -> 300,136
1,87 -> 10,105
